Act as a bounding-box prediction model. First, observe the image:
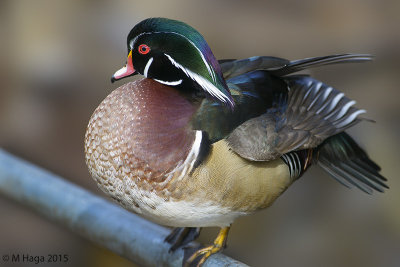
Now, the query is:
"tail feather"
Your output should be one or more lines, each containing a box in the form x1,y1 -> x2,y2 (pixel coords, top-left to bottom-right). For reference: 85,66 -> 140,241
314,132 -> 388,194
271,54 -> 373,76
219,56 -> 289,80
219,54 -> 373,80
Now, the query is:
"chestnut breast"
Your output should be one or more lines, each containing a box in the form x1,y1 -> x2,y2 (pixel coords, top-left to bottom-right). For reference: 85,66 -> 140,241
85,78 -> 197,189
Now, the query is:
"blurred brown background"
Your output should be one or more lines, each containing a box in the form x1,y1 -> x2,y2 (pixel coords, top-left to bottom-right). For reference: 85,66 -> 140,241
0,0 -> 399,266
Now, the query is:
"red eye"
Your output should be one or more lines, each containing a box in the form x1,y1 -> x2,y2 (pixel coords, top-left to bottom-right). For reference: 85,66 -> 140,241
138,44 -> 150,55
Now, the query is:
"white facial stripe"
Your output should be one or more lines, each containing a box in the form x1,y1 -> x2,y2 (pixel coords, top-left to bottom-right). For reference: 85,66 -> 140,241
130,31 -> 216,82
154,78 -> 183,86
144,57 -> 153,77
168,32 -> 216,83
130,32 -> 146,50
164,53 -> 233,106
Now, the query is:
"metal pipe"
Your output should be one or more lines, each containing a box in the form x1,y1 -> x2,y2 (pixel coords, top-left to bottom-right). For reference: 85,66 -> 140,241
0,149 -> 247,267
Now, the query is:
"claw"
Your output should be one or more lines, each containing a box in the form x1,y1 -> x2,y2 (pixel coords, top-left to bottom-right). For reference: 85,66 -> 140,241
165,227 -> 202,252
185,227 -> 230,267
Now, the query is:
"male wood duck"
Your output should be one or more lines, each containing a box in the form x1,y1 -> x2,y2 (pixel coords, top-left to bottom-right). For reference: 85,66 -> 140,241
84,18 -> 388,266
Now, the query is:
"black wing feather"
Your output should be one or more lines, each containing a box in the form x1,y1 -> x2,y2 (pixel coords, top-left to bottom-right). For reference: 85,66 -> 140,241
315,132 -> 388,194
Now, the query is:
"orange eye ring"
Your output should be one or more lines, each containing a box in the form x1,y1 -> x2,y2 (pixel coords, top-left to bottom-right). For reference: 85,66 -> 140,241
138,44 -> 150,55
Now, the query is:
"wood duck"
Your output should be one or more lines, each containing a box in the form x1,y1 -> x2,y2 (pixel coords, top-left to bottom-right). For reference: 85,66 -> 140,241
84,17 -> 388,266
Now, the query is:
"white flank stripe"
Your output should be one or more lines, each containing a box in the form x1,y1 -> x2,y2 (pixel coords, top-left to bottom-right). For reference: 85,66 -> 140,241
164,53 -> 233,106
283,154 -> 293,178
289,153 -> 298,178
167,130 -> 203,181
144,57 -> 153,77
183,130 -> 203,175
294,153 -> 301,177
154,78 -> 183,86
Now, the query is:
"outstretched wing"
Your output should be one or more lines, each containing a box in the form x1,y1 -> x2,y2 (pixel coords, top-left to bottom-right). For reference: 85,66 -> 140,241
193,54 -> 372,160
226,76 -> 367,161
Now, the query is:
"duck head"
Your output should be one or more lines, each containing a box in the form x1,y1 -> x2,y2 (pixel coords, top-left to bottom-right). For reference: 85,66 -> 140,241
111,18 -> 234,107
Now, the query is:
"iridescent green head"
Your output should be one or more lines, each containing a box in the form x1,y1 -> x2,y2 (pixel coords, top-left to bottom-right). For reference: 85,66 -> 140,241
111,17 -> 234,107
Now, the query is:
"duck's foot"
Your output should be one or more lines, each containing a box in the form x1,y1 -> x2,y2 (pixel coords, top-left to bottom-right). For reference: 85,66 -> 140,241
165,227 -> 202,252
184,227 -> 230,267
